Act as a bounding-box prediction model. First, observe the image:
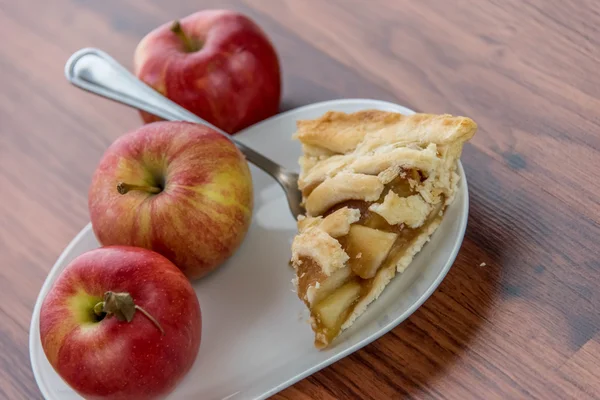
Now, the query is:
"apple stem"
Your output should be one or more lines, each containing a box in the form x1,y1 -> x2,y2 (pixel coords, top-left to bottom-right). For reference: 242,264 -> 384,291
135,305 -> 166,336
93,292 -> 166,336
117,182 -> 162,195
170,20 -> 200,52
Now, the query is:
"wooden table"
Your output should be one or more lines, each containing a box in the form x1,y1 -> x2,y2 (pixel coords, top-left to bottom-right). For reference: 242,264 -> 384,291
2,0 -> 599,398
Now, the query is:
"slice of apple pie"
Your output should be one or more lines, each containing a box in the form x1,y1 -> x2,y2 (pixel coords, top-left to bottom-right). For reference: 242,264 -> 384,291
290,110 -> 477,349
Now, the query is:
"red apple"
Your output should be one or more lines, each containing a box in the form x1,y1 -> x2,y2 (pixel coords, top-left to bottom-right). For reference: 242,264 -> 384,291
88,121 -> 253,279
134,9 -> 282,134
39,246 -> 202,400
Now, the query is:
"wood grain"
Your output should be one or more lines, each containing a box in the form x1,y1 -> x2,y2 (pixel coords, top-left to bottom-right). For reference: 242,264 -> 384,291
1,0 -> 599,398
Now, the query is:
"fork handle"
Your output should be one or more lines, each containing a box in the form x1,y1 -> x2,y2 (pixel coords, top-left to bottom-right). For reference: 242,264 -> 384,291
64,47 -> 286,177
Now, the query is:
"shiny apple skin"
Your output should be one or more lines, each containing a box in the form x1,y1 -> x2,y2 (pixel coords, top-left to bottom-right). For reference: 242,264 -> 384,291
134,9 -> 282,134
88,121 -> 253,279
39,246 -> 202,400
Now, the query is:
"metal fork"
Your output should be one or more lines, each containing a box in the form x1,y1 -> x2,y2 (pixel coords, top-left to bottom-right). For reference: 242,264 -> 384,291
64,48 -> 304,218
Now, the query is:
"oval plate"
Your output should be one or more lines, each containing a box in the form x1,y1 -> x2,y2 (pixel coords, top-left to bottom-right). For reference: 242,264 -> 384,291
29,99 -> 469,400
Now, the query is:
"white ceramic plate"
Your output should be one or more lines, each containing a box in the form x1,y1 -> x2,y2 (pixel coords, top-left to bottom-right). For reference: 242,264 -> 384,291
29,99 -> 469,400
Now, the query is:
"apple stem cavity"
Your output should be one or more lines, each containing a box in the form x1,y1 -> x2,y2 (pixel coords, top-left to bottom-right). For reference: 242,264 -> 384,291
170,20 -> 201,52
93,302 -> 106,321
94,291 -> 165,336
117,182 -> 162,195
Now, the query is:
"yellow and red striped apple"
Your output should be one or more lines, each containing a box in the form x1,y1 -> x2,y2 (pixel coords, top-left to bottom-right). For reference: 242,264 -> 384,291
134,9 -> 281,134
88,121 -> 253,279
40,246 -> 202,400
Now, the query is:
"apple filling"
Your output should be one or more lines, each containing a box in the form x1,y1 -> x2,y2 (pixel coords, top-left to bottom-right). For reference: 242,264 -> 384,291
295,170 -> 444,348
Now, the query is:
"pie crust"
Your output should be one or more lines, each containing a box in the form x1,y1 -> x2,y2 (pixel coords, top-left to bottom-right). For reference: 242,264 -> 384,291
290,110 -> 477,349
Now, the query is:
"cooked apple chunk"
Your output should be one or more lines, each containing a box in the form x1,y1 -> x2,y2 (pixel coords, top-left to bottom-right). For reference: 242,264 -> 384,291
343,225 -> 398,279
305,265 -> 353,307
313,281 -> 361,330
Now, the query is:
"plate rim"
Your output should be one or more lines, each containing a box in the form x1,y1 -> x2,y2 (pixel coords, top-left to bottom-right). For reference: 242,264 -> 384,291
29,97 -> 468,400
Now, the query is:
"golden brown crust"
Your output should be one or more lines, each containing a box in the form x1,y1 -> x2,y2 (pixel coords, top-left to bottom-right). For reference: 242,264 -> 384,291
296,112 -> 477,208
295,110 -> 476,154
291,227 -> 348,276
294,110 -> 405,154
305,173 -> 384,216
